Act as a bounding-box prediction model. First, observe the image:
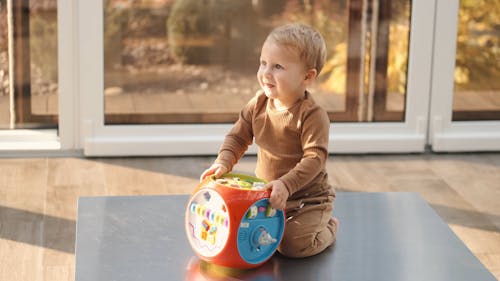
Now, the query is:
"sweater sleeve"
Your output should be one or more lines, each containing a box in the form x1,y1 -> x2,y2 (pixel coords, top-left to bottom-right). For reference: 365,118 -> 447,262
214,96 -> 256,171
278,106 -> 330,195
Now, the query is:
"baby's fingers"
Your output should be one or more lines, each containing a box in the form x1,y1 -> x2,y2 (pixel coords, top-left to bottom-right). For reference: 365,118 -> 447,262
214,166 -> 227,178
200,169 -> 214,182
269,190 -> 286,210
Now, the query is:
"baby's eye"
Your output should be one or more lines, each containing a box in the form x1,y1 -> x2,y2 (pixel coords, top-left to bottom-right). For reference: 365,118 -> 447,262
260,60 -> 267,66
275,64 -> 283,70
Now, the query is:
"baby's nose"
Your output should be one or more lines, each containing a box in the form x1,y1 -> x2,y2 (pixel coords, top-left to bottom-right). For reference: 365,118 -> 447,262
263,67 -> 273,77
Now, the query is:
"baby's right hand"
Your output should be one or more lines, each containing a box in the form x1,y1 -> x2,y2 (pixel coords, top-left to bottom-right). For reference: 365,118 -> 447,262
266,180 -> 289,210
200,163 -> 228,182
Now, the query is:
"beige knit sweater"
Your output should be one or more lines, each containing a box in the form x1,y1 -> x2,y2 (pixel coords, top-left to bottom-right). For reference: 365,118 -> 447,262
215,90 -> 333,200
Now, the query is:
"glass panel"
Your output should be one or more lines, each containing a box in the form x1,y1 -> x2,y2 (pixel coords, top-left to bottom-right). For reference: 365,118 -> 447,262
0,0 -> 58,130
362,0 -> 410,122
30,1 -> 59,123
379,0 -> 410,120
103,0 -> 411,124
452,0 -> 500,121
0,0 -> 9,128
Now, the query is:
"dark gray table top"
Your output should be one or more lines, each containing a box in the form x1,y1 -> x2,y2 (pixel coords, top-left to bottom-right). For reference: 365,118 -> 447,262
75,192 -> 496,281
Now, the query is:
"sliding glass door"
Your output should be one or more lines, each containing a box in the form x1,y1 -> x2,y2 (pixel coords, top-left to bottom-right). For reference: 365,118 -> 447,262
430,0 -> 500,151
77,0 -> 432,156
0,0 -> 61,150
4,0 -> 493,155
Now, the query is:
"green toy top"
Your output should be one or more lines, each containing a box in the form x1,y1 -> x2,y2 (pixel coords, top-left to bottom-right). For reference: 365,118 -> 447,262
211,173 -> 268,190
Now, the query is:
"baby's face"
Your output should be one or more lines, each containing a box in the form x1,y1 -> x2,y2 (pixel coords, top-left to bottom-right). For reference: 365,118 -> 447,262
257,40 -> 311,109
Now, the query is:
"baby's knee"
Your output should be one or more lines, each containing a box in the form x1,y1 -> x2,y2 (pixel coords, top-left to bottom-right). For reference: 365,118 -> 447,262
277,225 -> 335,258
277,227 -> 317,258
277,233 -> 309,258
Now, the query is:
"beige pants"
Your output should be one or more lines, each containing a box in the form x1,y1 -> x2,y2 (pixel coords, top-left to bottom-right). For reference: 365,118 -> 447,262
277,195 -> 337,258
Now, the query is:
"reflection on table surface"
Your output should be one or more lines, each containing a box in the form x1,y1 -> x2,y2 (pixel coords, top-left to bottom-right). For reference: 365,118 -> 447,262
185,257 -> 279,281
183,246 -> 339,281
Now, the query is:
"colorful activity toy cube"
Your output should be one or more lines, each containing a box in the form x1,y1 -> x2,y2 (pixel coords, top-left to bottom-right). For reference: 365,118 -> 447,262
185,173 -> 285,269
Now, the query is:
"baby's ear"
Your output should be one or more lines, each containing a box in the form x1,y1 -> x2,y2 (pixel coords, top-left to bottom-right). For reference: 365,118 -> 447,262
305,69 -> 318,82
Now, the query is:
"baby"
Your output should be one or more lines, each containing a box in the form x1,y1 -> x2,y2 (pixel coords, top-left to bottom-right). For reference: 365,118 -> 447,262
201,23 -> 338,258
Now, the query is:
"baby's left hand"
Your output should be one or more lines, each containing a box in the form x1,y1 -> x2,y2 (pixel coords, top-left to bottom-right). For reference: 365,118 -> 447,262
266,180 -> 289,210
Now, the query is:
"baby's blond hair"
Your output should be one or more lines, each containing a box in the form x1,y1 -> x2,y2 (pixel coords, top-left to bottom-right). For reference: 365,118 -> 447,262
266,23 -> 327,74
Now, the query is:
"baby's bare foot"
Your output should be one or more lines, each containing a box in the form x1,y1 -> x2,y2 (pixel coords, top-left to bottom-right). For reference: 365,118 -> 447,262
333,217 -> 339,227
327,217 -> 339,247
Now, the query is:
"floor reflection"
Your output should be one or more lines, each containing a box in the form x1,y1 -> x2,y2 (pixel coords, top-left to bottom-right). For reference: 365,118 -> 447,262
185,257 -> 279,281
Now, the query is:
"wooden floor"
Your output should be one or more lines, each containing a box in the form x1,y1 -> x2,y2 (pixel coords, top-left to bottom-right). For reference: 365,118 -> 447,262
0,153 -> 499,280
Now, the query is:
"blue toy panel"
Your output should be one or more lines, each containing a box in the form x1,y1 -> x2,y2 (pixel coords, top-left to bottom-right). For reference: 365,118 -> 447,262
237,199 -> 285,264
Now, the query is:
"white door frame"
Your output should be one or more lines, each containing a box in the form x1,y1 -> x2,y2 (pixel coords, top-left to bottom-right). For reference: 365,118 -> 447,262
75,0 -> 435,156
57,0 -> 79,151
0,0 -> 78,152
429,0 -> 500,152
